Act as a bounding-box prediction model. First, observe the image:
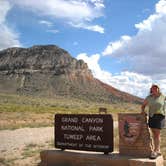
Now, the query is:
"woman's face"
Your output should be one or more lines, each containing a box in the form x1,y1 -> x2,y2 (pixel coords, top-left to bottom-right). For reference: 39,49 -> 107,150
151,86 -> 159,96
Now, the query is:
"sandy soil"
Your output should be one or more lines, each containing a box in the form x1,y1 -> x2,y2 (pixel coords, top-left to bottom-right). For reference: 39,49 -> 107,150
0,127 -> 54,166
0,127 -> 54,151
0,122 -> 165,166
0,121 -> 117,166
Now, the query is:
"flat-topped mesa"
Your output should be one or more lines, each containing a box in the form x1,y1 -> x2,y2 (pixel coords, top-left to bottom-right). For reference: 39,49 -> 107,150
0,45 -> 142,103
0,45 -> 92,77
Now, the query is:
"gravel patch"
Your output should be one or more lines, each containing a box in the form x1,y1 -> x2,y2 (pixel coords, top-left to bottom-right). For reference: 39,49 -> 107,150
0,127 -> 54,152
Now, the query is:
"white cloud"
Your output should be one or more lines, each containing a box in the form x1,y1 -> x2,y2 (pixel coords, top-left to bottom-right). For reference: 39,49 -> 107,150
0,25 -> 21,50
156,0 -> 166,14
102,0 -> 166,79
89,25 -> 104,33
69,22 -> 104,33
39,20 -> 60,34
77,53 -> 102,77
90,0 -> 104,8
9,0 -> 105,33
0,0 -> 21,50
0,0 -> 10,23
102,35 -> 131,55
39,20 -> 53,27
77,53 -> 166,98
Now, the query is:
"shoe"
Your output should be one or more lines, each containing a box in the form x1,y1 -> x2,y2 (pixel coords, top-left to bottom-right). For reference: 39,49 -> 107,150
149,152 -> 158,159
157,151 -> 161,156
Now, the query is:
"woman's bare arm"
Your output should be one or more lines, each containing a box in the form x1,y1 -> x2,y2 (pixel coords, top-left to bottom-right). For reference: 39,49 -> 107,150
141,99 -> 148,115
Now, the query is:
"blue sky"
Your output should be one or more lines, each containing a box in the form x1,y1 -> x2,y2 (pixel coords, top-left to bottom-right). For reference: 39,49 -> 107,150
0,0 -> 166,97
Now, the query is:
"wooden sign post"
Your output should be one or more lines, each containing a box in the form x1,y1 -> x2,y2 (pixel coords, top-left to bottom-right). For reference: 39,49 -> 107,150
55,114 -> 114,154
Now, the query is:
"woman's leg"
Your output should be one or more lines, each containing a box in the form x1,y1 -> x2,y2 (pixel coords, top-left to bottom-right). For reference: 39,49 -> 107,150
151,128 -> 161,153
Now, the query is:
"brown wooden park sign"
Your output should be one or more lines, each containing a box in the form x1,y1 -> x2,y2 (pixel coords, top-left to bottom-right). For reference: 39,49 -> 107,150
55,114 -> 114,154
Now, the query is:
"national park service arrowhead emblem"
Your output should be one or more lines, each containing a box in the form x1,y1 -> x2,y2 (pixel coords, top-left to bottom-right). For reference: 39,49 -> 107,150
119,115 -> 142,144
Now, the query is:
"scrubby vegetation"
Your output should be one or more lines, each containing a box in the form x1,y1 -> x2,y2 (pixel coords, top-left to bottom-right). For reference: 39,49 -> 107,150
0,93 -> 165,165
0,93 -> 140,130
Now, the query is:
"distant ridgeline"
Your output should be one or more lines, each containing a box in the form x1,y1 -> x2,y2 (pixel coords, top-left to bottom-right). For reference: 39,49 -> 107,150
0,45 -> 142,103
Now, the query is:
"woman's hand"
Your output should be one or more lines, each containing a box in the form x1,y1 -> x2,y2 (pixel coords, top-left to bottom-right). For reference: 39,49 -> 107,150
141,111 -> 147,116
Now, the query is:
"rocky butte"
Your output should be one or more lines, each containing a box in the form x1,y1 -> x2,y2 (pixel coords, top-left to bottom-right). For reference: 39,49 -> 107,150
0,45 -> 142,103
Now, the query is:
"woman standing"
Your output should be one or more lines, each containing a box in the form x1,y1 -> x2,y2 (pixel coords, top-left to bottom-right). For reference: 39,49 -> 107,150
141,85 -> 166,159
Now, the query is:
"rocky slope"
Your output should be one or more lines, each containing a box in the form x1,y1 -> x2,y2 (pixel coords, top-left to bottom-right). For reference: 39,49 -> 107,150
0,45 -> 142,103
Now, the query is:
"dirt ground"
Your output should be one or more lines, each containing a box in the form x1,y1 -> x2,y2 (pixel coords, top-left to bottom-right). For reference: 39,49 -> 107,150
0,122 -> 165,166
0,127 -> 54,166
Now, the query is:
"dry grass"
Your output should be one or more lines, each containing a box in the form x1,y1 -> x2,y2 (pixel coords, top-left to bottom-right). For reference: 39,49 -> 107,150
1,93 -> 166,165
0,93 -> 140,130
0,140 -> 54,166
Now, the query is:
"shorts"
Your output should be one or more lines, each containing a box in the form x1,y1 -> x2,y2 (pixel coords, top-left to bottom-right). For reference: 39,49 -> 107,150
148,114 -> 165,129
